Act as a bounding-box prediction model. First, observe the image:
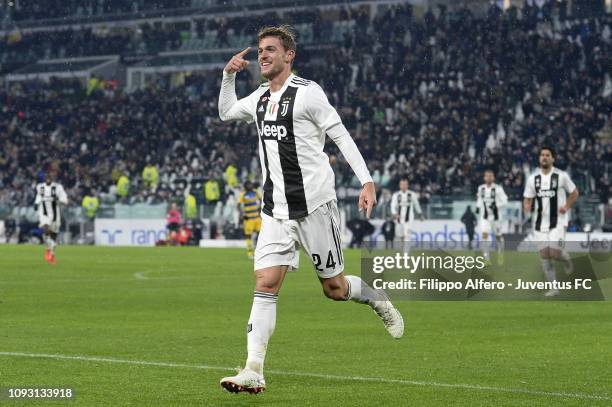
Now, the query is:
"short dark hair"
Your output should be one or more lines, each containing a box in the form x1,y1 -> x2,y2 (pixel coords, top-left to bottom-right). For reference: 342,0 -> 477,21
539,146 -> 556,158
399,176 -> 409,182
258,25 -> 297,53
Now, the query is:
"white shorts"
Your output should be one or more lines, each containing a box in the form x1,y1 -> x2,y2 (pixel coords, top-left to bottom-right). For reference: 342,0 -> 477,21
254,201 -> 344,279
533,226 -> 566,251
39,215 -> 60,233
478,219 -> 502,236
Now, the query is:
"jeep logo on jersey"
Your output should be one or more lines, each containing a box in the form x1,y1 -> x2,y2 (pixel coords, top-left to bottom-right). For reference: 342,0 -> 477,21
258,122 -> 288,141
537,189 -> 557,198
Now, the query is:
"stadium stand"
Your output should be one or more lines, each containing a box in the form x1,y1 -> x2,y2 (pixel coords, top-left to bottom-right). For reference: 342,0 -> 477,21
0,1 -> 610,235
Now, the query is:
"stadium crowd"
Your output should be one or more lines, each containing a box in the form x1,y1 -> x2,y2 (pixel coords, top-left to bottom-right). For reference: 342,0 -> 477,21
0,5 -> 354,71
0,3 -> 610,216
1,0 -> 190,22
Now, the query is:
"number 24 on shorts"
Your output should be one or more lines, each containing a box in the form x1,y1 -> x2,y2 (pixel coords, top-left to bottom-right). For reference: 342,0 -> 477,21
312,250 -> 337,271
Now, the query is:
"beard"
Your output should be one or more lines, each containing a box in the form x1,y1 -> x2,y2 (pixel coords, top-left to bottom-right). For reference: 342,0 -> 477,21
261,62 -> 284,80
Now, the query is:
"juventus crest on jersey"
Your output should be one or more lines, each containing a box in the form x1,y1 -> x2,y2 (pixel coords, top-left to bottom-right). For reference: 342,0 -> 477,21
476,183 -> 508,221
390,190 -> 422,223
523,167 -> 576,232
35,182 -> 68,223
219,72 -> 371,220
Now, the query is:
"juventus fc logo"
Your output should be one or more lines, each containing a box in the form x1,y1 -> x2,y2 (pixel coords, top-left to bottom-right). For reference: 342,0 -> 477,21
280,101 -> 290,116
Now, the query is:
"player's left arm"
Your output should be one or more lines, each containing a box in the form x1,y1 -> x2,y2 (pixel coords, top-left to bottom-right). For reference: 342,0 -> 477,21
34,185 -> 41,211
58,185 -> 68,205
523,175 -> 536,213
498,186 -> 508,208
560,174 -> 579,214
306,84 -> 376,218
413,193 -> 425,220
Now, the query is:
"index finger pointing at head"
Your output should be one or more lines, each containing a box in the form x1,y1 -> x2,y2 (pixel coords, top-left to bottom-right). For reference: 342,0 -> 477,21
236,47 -> 251,57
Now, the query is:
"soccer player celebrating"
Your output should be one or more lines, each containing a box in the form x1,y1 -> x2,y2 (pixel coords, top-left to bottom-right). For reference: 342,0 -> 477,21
218,25 -> 404,393
476,169 -> 508,265
237,181 -> 262,259
523,146 -> 578,297
34,170 -> 68,265
390,176 -> 423,247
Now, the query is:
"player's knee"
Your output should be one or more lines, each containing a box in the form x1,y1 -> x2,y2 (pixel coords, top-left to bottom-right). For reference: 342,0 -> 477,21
255,277 -> 279,293
254,270 -> 283,293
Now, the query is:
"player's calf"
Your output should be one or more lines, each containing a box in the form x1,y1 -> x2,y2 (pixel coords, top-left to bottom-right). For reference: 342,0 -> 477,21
320,275 -> 348,301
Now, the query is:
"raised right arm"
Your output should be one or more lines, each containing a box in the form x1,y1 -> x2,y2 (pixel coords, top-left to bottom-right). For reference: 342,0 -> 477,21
218,47 -> 254,123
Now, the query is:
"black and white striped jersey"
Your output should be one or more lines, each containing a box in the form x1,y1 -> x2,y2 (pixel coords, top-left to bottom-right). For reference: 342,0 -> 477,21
523,167 -> 576,232
390,190 -> 421,223
34,182 -> 68,222
476,183 -> 508,221
219,72 -> 372,220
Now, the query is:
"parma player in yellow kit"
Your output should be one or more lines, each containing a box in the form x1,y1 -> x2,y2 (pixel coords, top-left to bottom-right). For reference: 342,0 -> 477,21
238,181 -> 262,258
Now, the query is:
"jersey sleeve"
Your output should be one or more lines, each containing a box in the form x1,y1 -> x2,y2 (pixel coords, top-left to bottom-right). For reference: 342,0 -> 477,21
218,72 -> 256,123
412,193 -> 422,216
497,186 -> 508,208
523,176 -> 536,198
475,187 -> 483,211
562,172 -> 577,194
390,193 -> 399,216
34,185 -> 42,205
57,185 -> 68,204
238,192 -> 245,204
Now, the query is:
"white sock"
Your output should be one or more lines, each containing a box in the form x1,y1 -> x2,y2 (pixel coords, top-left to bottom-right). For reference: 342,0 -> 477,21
45,235 -> 55,252
49,237 -> 56,254
482,239 -> 490,260
497,236 -> 504,255
245,291 -> 277,375
541,258 -> 556,282
345,275 -> 385,305
559,251 -> 573,274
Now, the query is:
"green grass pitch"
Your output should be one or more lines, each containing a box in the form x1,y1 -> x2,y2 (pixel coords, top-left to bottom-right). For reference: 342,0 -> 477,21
1,245 -> 611,406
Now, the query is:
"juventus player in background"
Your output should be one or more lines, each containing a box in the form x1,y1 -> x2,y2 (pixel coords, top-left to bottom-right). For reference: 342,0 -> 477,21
34,171 -> 68,265
390,176 -> 423,246
524,147 -> 578,297
218,25 -> 404,393
476,169 -> 508,265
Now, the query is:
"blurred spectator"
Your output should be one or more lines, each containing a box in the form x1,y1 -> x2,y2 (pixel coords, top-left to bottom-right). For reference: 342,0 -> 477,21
224,163 -> 239,189
82,190 -> 100,219
185,192 -> 198,220
461,206 -> 477,250
381,216 -> 396,249
205,175 -> 221,205
116,174 -> 130,202
347,218 -> 375,248
3,217 -> 16,243
166,202 -> 182,232
142,162 -> 159,192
